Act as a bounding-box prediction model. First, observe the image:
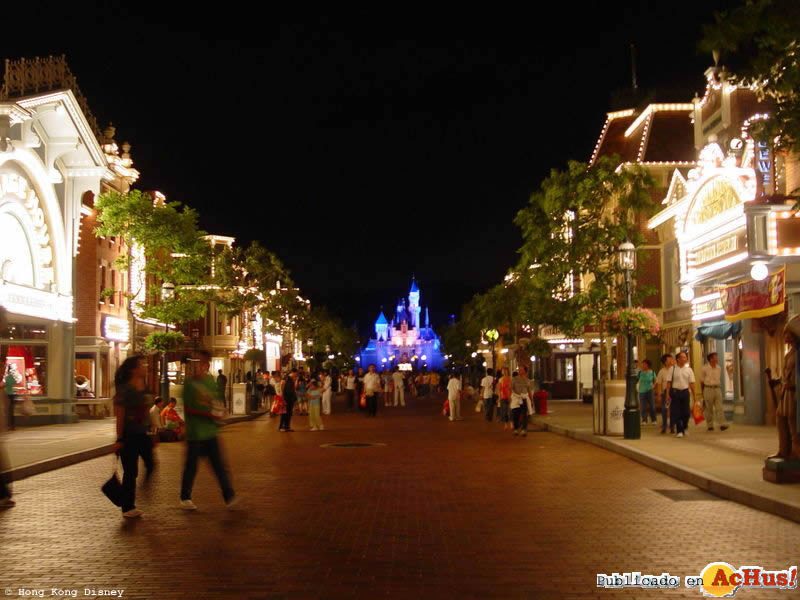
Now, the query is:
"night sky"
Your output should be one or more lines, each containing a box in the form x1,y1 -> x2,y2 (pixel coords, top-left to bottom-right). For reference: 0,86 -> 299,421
5,3 -> 736,336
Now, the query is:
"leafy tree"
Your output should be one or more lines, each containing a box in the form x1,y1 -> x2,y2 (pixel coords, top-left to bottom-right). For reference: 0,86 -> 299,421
94,190 -> 213,351
700,0 -> 800,171
513,155 -> 656,377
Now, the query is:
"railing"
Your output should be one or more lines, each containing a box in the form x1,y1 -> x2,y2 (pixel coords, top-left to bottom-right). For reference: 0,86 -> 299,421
0,55 -> 102,138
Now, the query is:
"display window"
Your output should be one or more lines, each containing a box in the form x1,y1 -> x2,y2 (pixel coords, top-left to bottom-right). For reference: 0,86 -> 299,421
3,344 -> 47,396
75,354 -> 97,398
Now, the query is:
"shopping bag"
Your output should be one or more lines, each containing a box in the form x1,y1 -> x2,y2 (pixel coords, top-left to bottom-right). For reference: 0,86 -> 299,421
442,400 -> 449,417
692,402 -> 705,425
475,399 -> 484,412
101,456 -> 124,507
359,394 -> 367,408
270,396 -> 286,416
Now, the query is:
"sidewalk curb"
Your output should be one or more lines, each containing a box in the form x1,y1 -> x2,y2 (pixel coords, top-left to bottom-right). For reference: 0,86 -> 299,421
533,417 -> 800,525
2,410 -> 270,483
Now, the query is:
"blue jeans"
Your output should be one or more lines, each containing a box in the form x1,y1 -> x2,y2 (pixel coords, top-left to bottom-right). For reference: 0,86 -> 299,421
639,390 -> 656,423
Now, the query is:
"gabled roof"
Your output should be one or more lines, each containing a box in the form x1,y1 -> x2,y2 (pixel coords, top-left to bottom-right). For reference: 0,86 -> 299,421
590,104 -> 695,166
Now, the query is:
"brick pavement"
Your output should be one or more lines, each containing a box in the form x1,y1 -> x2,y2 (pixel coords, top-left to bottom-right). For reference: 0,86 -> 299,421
0,394 -> 798,599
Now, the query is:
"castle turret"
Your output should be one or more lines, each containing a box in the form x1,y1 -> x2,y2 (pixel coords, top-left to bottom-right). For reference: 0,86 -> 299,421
375,311 -> 389,341
408,278 -> 420,329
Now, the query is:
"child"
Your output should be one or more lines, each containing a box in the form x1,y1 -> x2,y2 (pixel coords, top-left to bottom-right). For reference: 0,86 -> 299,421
296,376 -> 308,415
307,379 -> 324,431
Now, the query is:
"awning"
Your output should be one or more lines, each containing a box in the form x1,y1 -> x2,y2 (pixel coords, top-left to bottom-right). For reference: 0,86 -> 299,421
695,320 -> 741,343
662,325 -> 692,348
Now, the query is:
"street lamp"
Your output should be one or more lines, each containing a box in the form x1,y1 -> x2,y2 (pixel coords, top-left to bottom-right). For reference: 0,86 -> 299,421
160,282 -> 175,402
618,241 -> 640,440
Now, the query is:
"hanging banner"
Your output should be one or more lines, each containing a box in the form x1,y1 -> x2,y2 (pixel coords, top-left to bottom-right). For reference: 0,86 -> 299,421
722,267 -> 785,322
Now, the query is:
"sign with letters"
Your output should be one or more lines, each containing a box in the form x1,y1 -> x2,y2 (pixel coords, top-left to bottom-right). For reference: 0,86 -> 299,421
722,267 -> 785,322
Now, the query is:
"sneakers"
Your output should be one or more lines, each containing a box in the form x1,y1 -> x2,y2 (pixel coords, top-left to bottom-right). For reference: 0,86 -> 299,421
720,425 -> 729,431
708,427 -> 714,431
0,497 -> 16,508
179,499 -> 197,511
310,426 -> 318,431
226,496 -> 243,511
122,508 -> 144,518
513,429 -> 519,436
319,425 -> 325,431
676,433 -> 684,438
521,430 -> 527,437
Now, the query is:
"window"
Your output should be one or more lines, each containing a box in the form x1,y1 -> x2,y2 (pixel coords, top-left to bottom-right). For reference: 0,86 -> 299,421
2,344 -> 47,396
99,265 -> 106,305
109,271 -> 116,305
555,357 -> 575,381
75,354 -> 96,398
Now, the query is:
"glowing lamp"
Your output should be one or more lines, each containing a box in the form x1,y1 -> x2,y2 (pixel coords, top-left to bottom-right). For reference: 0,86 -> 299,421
617,242 -> 636,272
161,281 -> 175,300
421,354 -> 427,361
485,329 -> 499,342
530,356 -> 536,362
680,286 -> 695,302
750,262 -> 769,281
471,352 -> 477,358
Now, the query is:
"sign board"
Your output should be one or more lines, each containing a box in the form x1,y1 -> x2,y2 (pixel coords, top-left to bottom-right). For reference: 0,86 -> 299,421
691,232 -> 745,269
232,383 -> 247,415
722,267 -> 785,322
754,140 -> 775,200
398,363 -> 412,371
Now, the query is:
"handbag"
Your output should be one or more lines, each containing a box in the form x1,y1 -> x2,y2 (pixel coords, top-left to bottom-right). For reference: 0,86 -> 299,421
359,393 -> 367,408
442,400 -> 449,417
692,402 -> 705,425
101,455 -> 124,507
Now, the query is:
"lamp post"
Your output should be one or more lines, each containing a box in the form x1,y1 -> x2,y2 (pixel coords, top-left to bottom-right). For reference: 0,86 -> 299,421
160,281 -> 174,402
618,242 -> 640,440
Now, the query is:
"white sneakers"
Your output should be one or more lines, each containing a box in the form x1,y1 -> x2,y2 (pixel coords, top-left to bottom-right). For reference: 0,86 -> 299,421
676,433 -> 684,438
122,508 -> 144,518
180,499 -> 198,511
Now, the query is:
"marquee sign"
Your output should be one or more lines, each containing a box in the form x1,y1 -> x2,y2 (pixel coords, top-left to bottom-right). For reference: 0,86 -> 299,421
754,139 -> 775,200
102,315 -> 130,342
0,280 -> 73,322
722,267 -> 785,322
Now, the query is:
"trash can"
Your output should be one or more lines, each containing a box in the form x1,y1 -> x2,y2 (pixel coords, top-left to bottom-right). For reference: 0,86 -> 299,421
604,380 -> 626,436
232,383 -> 247,415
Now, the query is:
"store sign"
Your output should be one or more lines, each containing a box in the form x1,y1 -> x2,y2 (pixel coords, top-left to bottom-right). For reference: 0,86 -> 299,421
687,178 -> 741,229
102,315 -> 129,342
692,293 -> 723,320
722,267 -> 785,322
399,363 -> 412,371
691,232 -> 744,268
0,281 -> 72,322
754,140 -> 775,200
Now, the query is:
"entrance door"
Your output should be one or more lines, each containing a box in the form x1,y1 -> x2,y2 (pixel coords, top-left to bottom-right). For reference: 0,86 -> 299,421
551,355 -> 577,399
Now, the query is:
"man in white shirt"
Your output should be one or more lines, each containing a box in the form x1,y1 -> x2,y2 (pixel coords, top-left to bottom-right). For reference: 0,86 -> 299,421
655,354 -> 674,435
363,364 -> 382,417
701,352 -> 728,432
392,369 -> 405,407
447,373 -> 462,421
149,396 -> 165,439
665,351 -> 696,438
480,368 -> 496,422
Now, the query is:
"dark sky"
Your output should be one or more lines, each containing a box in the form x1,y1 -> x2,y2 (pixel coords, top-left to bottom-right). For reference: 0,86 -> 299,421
4,2 -> 737,336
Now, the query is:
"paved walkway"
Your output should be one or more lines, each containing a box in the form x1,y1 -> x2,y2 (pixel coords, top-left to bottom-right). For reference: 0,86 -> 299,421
531,399 -> 800,523
0,394 -> 798,599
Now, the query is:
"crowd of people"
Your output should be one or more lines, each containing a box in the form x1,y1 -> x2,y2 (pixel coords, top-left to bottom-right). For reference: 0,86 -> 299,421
476,365 -> 539,436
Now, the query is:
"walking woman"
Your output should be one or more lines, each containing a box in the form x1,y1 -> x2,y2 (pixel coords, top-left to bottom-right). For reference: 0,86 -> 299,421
497,367 -> 512,431
113,355 -> 155,518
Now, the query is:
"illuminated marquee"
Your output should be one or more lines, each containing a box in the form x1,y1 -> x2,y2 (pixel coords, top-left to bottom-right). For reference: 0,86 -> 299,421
102,315 -> 130,342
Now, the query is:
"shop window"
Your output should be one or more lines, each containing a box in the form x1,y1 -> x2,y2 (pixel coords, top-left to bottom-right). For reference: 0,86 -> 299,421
2,344 -> 47,396
110,271 -> 116,305
75,354 -> 96,398
555,357 -> 575,381
3,323 -> 49,341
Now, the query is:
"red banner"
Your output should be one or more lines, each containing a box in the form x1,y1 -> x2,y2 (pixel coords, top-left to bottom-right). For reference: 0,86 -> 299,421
722,267 -> 785,322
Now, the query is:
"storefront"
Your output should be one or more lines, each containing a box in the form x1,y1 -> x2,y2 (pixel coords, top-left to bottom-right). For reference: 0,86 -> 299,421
0,165 -> 75,424
649,139 -> 798,425
2,88 -> 111,424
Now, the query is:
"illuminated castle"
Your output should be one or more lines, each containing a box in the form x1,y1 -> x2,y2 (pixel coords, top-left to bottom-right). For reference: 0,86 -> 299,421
360,279 -> 444,371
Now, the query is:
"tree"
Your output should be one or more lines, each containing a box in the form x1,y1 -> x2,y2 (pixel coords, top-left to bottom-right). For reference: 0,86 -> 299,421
94,190 -> 213,351
700,0 -> 800,191
513,155 -> 657,377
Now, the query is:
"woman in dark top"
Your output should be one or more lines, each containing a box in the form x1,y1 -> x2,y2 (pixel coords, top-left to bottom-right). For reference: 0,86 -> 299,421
113,355 -> 155,518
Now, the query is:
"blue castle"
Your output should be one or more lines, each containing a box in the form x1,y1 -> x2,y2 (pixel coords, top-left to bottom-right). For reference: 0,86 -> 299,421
359,279 -> 444,371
